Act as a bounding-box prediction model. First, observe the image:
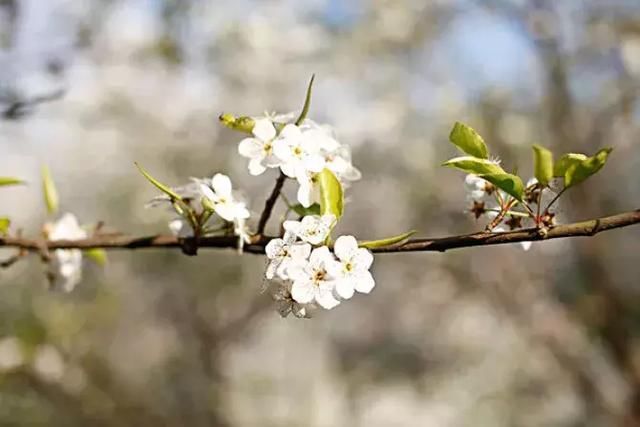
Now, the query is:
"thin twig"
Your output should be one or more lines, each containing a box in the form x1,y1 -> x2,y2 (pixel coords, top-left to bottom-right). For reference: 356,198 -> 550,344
0,209 -> 637,255
256,171 -> 287,236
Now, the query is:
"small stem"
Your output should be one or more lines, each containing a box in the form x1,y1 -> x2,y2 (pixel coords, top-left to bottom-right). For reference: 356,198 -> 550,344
536,186 -> 543,225
545,187 -> 567,213
486,199 -> 516,231
485,209 -> 529,219
521,203 -> 536,219
256,171 -> 287,236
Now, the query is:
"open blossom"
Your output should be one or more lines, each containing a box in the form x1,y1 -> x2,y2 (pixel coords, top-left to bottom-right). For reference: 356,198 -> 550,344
326,235 -> 375,299
272,124 -> 325,178
302,120 -> 361,184
265,231 -> 311,280
288,246 -> 340,310
45,213 -> 87,292
283,214 -> 335,245
199,174 -> 250,222
238,118 -> 282,176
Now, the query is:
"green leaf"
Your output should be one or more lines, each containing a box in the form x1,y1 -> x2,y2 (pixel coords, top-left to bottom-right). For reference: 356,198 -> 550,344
0,177 -> 24,187
41,165 -> 59,215
84,248 -> 107,266
135,162 -> 184,202
553,153 -> 587,178
0,217 -> 10,235
218,113 -> 255,134
442,156 -> 504,175
358,230 -> 417,249
532,144 -> 553,186
295,74 -> 315,126
449,122 -> 489,159
318,168 -> 343,220
291,203 -> 321,217
564,148 -> 613,188
481,173 -> 525,202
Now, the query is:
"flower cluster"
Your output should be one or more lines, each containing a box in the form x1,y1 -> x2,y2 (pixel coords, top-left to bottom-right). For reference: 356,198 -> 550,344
147,173 -> 251,249
238,117 -> 360,208
264,214 -> 375,318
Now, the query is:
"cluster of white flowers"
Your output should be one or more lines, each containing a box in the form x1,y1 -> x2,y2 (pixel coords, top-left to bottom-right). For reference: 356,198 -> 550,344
44,213 -> 87,292
264,214 -> 375,318
143,109 -> 376,318
238,116 -> 361,208
148,173 -> 251,249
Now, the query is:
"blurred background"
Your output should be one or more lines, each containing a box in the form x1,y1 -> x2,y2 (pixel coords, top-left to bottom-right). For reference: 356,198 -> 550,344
0,0 -> 639,425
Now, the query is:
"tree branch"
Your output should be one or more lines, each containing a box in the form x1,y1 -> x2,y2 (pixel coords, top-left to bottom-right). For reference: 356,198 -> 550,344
255,171 -> 287,236
0,209 -> 638,255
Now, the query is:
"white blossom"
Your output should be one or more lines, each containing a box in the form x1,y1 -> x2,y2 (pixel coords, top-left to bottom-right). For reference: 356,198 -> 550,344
238,118 -> 282,176
45,213 -> 87,292
464,174 -> 491,202
326,235 -> 375,299
199,173 -> 250,222
288,246 -> 340,310
265,231 -> 311,280
283,214 -> 335,245
294,169 -> 320,208
272,124 -> 325,178
302,119 -> 361,184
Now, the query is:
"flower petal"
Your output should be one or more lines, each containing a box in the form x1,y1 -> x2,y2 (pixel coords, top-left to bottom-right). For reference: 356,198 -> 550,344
309,246 -> 332,266
291,243 -> 311,261
354,271 -> 375,294
333,235 -> 358,261
283,220 -> 301,235
248,159 -> 267,176
353,248 -> 374,270
252,118 -> 276,141
265,260 -> 278,279
199,184 -> 216,201
315,286 -> 340,309
334,278 -> 355,300
296,182 -> 313,208
238,138 -> 263,159
291,280 -> 315,304
211,174 -> 232,197
265,238 -> 285,259
279,123 -> 302,140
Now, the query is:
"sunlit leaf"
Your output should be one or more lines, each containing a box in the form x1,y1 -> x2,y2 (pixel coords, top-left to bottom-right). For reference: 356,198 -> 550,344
358,230 -> 417,249
295,74 -> 315,126
0,217 -> 10,235
318,168 -> 343,220
0,177 -> 24,187
532,144 -> 553,186
41,165 -> 59,215
553,153 -> 587,178
218,113 -> 255,134
84,248 -> 107,266
291,203 -> 321,217
481,173 -> 525,202
564,148 -> 613,188
449,122 -> 489,159
442,156 -> 504,175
